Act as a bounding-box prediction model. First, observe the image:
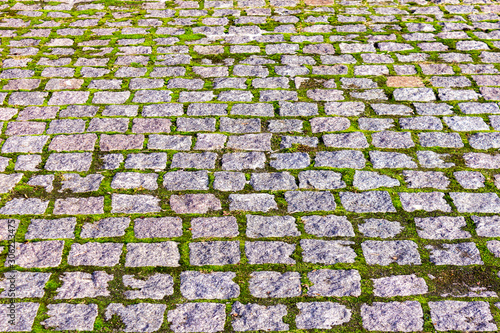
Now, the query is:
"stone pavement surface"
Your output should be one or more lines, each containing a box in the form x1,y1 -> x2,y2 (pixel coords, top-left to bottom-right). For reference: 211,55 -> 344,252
1,0 -> 500,331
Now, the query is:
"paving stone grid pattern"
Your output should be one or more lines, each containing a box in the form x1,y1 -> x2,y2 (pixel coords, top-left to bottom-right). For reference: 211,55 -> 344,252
4,0 -> 500,331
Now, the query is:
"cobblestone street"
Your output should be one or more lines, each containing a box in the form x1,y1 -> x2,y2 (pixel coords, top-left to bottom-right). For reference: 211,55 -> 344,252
1,0 -> 500,331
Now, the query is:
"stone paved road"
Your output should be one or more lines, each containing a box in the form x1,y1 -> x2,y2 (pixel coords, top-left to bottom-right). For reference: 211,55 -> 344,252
0,0 -> 500,331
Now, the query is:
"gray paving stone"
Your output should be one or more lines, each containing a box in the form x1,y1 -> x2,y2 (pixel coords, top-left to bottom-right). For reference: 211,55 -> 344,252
302,215 -> 354,237
358,219 -> 403,238
362,240 -> 421,266
426,242 -> 483,265
45,152 -> 93,172
370,151 -> 417,169
404,171 -> 449,189
298,170 -> 345,189
25,217 -> 76,240
231,302 -> 288,331
134,217 -> 183,239
250,172 -> 297,191
0,198 -> 48,215
353,171 -> 400,190
246,241 -> 295,264
0,271 -> 51,298
246,215 -> 299,238
68,242 -> 123,267
340,191 -> 396,213
285,191 -> 336,213
181,271 -> 239,299
399,116 -> 443,130
55,271 -> 112,299
2,135 -> 48,153
170,194 -> 221,214
0,174 -> 23,194
191,216 -> 239,238
487,240 -> 500,257
80,217 -> 130,239
42,303 -> 98,331
12,240 -> 64,268
308,269 -> 361,297
399,192 -> 451,212
472,215 -> 500,237
111,172 -> 158,190
125,242 -> 180,267
189,241 -> 240,266
168,303 -> 225,333
111,194 -> 160,214
213,172 -> 246,191
249,271 -> 301,298
229,193 -> 277,212
123,273 -> 174,299
296,302 -> 351,329
361,301 -> 424,332
450,192 -> 500,213
0,302 -> 39,332
171,152 -> 216,169
124,153 -> 167,170
429,301 -> 497,332
416,216 -> 470,240
315,150 -> 366,169
106,303 -> 166,333
53,196 -> 104,215
373,274 -> 428,297
61,173 -> 103,193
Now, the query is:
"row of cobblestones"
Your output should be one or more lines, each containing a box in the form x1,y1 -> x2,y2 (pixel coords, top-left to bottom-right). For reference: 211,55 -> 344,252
2,0 -> 500,331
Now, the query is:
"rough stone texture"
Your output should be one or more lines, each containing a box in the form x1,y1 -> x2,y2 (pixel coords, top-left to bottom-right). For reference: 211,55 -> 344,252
301,239 -> 357,264
358,219 -> 403,238
361,302 -> 424,332
106,303 -> 166,332
308,269 -> 361,296
415,216 -> 470,240
246,215 -> 300,238
340,191 -> 396,213
296,302 -> 351,329
249,271 -> 301,298
399,192 -> 451,212
123,274 -> 174,299
80,217 -> 130,239
68,243 -> 123,267
0,271 -> 51,298
181,271 -> 239,300
189,241 -> 240,266
25,217 -> 76,239
429,301 -> 497,332
125,242 -> 180,267
134,217 -> 183,239
231,302 -> 288,331
229,193 -> 277,212
0,302 -> 39,332
11,241 -> 64,268
42,303 -> 98,331
170,194 -> 221,214
246,241 -> 295,264
191,216 -> 239,238
55,271 -> 112,299
472,215 -> 500,237
168,303 -> 225,333
372,274 -> 428,297
362,241 -> 422,266
302,215 -> 355,237
426,243 -> 483,265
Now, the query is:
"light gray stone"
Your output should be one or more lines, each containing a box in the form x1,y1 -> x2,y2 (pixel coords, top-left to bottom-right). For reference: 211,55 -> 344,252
353,171 -> 400,190
12,241 -> 64,268
0,174 -> 23,193
80,217 -> 130,239
399,192 -> 451,212
191,217 -> 239,238
0,302 -> 39,332
167,303 -> 225,333
213,172 -> 246,191
372,274 -> 428,297
472,215 -> 500,237
170,194 -> 221,214
308,269 -> 361,297
0,271 -> 51,298
111,194 -> 161,214
358,219 -> 403,238
123,274 -> 174,299
0,198 -> 48,215
301,240 -> 356,264
125,242 -> 180,267
42,303 -> 98,331
296,302 -> 351,329
415,216 -> 470,239
450,192 -> 500,213
231,302 -> 288,331
61,173 -> 103,192
246,241 -> 295,264
302,215 -> 355,237
189,241 -> 240,266
426,243 -> 483,265
270,152 -> 310,169
25,217 -> 76,240
298,170 -> 345,189
124,153 -> 167,170
229,193 -> 277,212
315,150 -> 366,169
340,191 -> 396,213
134,217 -> 183,239
429,301 -> 497,332
68,242 -> 123,267
181,271 -> 239,300
285,191 -> 336,213
106,303 -> 166,333
249,271 -> 301,298
370,151 -> 417,169
362,240 -> 421,266
361,302 -> 424,332
404,171 -> 449,189
250,172 -> 297,191
55,271 -> 112,299
246,215 -> 299,238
